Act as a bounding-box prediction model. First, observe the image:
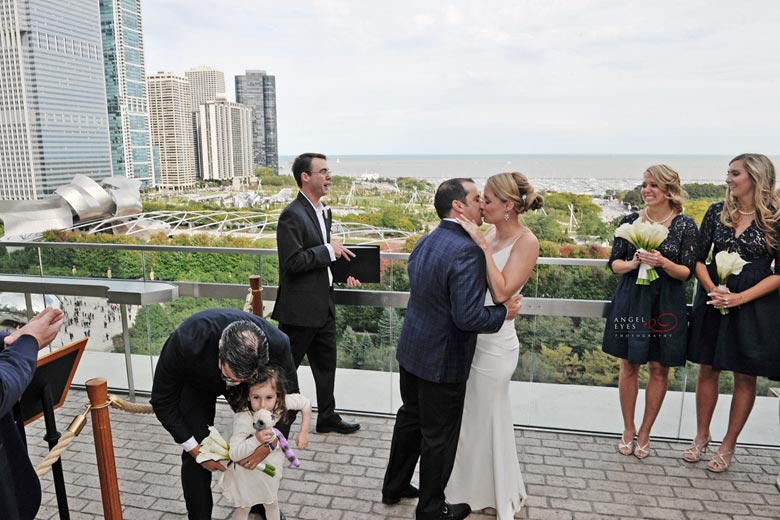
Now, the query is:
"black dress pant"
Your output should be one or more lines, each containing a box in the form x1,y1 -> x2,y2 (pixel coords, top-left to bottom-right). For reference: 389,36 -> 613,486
383,367 -> 467,520
281,315 -> 340,427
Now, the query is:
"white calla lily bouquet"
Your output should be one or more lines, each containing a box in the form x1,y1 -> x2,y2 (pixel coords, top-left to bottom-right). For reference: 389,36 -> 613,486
714,250 -> 749,315
195,425 -> 276,477
614,220 -> 670,285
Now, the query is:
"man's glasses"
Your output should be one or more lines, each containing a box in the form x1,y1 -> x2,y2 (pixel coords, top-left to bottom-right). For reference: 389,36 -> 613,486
218,360 -> 241,387
307,168 -> 332,176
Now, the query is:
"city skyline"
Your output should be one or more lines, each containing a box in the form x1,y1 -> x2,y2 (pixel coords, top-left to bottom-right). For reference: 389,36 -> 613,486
143,1 -> 780,156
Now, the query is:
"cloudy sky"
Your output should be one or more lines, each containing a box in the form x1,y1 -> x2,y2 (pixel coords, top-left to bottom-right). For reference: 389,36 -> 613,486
143,1 -> 780,156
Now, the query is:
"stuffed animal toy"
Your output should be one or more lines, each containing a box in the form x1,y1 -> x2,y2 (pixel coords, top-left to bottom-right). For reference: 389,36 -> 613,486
252,409 -> 301,468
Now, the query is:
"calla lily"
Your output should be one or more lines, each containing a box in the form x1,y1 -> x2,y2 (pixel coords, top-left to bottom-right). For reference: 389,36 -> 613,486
196,425 -> 230,463
714,251 -> 749,314
195,425 -> 277,477
614,220 -> 669,285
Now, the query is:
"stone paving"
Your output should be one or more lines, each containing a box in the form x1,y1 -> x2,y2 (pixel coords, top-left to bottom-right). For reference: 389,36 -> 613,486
26,389 -> 780,520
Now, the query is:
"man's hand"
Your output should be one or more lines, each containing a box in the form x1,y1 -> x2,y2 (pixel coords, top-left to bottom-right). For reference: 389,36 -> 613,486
4,307 -> 64,349
238,443 -> 272,469
503,294 -> 522,321
188,445 -> 226,473
345,276 -> 361,288
331,240 -> 356,260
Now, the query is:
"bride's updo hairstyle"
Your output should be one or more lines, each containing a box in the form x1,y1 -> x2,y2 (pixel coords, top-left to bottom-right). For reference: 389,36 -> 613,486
486,172 -> 544,215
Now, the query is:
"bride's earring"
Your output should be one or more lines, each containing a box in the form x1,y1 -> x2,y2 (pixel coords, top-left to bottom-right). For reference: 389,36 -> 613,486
504,210 -> 510,222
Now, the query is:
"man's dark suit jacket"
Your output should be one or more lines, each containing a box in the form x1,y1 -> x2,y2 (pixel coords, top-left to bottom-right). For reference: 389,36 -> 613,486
150,309 -> 298,446
0,334 -> 42,520
396,220 -> 507,383
272,191 -> 334,327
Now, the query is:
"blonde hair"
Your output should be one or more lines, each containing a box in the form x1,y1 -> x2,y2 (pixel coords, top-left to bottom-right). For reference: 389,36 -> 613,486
486,172 -> 544,215
645,164 -> 688,213
721,153 -> 780,250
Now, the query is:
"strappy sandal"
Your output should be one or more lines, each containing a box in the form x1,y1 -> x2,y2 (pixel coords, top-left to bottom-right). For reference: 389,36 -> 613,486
634,441 -> 651,459
618,431 -> 634,456
707,451 -> 734,473
682,436 -> 710,463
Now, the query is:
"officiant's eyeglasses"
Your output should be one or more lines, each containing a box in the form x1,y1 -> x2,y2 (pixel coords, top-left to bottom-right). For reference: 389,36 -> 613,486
218,360 -> 241,387
306,168 -> 331,176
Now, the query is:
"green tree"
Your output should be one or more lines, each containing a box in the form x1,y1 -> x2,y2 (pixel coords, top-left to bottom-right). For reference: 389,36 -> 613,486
377,308 -> 403,348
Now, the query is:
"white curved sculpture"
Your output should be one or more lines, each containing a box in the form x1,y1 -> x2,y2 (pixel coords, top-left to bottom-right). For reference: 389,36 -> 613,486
0,175 -> 143,241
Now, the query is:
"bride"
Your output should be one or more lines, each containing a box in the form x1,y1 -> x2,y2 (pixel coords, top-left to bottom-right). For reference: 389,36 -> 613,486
446,172 -> 542,519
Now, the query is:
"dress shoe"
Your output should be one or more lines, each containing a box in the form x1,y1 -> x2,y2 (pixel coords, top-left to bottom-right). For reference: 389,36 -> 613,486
382,484 -> 420,505
316,419 -> 360,434
439,502 -> 471,520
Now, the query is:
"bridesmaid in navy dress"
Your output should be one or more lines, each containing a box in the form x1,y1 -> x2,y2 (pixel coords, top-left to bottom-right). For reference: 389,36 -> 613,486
685,153 -> 780,472
602,165 -> 698,458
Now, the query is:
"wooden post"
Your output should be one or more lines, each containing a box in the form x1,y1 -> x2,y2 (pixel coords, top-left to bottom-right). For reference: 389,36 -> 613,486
249,275 -> 263,317
86,378 -> 122,519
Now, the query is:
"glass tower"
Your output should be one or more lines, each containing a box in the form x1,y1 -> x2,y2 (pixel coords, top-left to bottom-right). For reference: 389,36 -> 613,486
99,0 -> 155,187
0,0 -> 113,200
235,70 -> 278,174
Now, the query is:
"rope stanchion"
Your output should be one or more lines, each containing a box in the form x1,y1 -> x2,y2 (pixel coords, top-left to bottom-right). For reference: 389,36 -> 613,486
34,395 -> 154,478
35,404 -> 89,478
249,275 -> 263,317
108,394 -> 154,414
87,378 -> 122,520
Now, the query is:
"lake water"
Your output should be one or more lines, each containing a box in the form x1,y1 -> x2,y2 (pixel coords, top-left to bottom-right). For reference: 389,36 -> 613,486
279,154 -> 780,195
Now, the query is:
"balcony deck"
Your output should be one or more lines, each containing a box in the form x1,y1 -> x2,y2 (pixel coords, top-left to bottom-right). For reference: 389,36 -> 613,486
28,389 -> 780,520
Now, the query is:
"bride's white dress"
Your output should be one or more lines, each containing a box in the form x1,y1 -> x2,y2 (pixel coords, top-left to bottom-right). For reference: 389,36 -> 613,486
445,242 -> 527,519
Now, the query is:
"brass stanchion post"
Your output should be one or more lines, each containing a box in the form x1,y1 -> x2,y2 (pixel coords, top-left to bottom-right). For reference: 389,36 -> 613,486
86,378 -> 122,519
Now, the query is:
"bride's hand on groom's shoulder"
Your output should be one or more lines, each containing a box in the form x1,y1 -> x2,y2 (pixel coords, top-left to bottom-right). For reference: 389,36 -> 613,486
456,216 -> 487,248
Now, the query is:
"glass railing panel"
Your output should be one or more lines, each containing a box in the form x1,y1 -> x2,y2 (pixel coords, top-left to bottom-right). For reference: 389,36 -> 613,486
678,366 -> 780,446
2,242 -> 776,446
0,245 -> 43,275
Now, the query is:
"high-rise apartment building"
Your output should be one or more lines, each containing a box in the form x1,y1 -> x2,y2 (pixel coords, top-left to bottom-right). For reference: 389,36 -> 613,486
0,0 -> 113,200
184,66 -> 225,178
235,70 -> 278,174
184,65 -> 225,107
196,96 -> 252,182
99,0 -> 155,187
147,72 -> 196,190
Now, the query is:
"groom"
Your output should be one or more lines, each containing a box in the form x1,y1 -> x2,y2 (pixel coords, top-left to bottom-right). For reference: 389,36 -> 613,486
382,178 -> 522,520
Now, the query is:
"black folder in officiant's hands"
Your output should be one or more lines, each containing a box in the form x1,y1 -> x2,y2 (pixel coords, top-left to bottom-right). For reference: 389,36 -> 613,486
331,245 -> 380,283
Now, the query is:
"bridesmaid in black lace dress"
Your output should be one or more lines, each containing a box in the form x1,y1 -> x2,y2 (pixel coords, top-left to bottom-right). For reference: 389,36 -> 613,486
602,165 -> 698,459
684,153 -> 780,473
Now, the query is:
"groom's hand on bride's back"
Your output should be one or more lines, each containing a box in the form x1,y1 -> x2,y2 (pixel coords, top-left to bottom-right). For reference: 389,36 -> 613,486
503,295 -> 522,320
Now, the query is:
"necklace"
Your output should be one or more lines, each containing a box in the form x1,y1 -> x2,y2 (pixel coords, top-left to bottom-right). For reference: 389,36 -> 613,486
644,209 -> 674,225
738,208 -> 756,216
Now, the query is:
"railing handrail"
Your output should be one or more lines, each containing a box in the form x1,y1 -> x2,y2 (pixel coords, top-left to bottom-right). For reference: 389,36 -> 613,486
0,240 -> 610,266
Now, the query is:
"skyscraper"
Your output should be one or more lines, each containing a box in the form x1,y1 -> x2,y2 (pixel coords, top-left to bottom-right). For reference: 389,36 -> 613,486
147,72 -> 196,190
196,96 -> 252,182
0,0 -> 113,200
235,70 -> 278,174
99,0 -> 155,187
185,65 -> 226,107
184,66 -> 225,178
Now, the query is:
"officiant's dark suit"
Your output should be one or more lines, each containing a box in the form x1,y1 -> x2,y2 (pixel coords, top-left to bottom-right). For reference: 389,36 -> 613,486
150,308 -> 298,520
272,152 -> 359,434
383,179 -> 519,520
